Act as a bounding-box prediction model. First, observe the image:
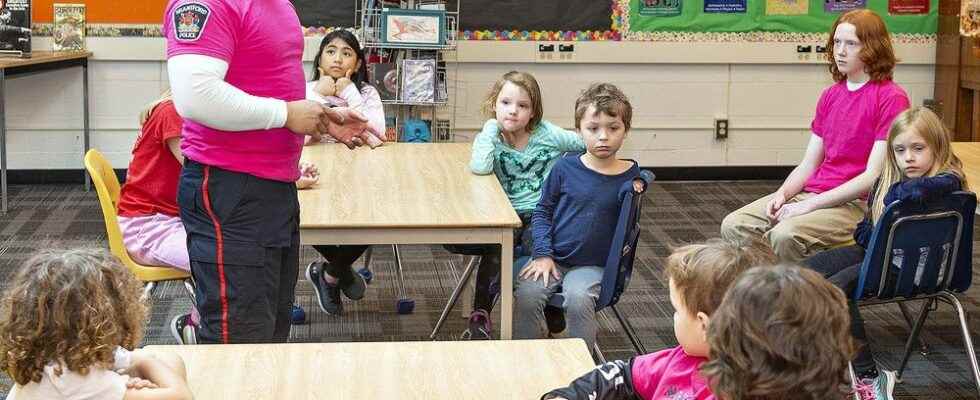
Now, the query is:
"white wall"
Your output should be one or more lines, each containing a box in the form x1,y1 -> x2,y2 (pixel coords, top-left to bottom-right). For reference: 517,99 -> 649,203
4,38 -> 935,170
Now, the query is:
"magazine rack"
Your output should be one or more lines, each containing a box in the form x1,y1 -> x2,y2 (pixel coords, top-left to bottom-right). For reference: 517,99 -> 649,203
355,0 -> 459,142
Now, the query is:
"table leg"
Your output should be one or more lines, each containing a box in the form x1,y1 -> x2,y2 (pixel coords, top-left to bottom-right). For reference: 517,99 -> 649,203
1,68 -> 6,215
500,228 -> 514,340
82,60 -> 90,191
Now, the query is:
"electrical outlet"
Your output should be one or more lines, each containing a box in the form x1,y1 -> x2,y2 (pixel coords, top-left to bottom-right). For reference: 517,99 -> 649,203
715,118 -> 729,140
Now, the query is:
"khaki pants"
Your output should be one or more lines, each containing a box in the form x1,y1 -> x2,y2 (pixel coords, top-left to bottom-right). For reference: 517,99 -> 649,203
720,192 -> 866,263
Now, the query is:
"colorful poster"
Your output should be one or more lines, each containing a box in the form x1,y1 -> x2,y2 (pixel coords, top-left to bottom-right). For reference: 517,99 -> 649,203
825,0 -> 866,13
766,0 -> 808,16
638,0 -> 681,17
704,0 -> 746,14
888,0 -> 929,15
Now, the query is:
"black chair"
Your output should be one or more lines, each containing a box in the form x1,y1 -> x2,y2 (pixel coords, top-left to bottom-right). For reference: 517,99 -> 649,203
853,191 -> 979,395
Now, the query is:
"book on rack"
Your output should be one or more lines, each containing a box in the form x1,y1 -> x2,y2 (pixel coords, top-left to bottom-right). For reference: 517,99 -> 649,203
369,62 -> 398,101
53,3 -> 85,51
400,59 -> 435,103
384,116 -> 397,141
0,0 -> 31,57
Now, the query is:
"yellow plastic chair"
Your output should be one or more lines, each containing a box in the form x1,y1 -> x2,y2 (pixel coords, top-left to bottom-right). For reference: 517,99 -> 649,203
84,149 -> 193,300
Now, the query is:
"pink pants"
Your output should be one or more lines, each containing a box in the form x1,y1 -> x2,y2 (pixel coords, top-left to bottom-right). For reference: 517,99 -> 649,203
118,213 -> 190,272
119,213 -> 199,326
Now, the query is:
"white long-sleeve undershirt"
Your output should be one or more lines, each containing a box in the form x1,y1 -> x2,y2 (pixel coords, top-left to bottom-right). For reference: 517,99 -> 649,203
167,54 -> 289,131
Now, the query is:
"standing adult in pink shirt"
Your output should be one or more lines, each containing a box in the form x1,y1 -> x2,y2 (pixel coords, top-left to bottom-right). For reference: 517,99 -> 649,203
721,9 -> 910,263
164,0 -> 369,344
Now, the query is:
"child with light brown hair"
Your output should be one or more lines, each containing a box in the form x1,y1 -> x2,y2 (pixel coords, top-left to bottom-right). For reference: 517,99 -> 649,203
0,248 -> 193,400
703,264 -> 855,400
541,238 -> 775,400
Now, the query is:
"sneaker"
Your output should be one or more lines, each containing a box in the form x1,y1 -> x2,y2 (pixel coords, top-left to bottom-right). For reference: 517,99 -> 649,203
169,313 -> 197,345
460,309 -> 492,340
306,261 -> 343,315
291,304 -> 306,325
338,265 -> 367,301
853,370 -> 896,400
544,305 -> 566,335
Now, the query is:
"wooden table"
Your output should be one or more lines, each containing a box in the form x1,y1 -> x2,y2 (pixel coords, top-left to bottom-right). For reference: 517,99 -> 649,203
0,51 -> 93,214
145,339 -> 595,399
953,142 -> 980,186
299,143 -> 522,338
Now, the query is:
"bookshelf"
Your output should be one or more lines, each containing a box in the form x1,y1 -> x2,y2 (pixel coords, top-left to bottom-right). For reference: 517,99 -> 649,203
355,0 -> 458,142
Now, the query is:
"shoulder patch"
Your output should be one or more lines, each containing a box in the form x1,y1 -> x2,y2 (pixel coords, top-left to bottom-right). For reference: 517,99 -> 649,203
173,2 -> 211,42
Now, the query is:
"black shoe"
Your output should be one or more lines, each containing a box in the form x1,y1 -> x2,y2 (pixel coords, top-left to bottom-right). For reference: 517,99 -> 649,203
460,309 -> 492,340
306,261 -> 343,315
170,313 -> 197,345
338,265 -> 367,301
544,305 -> 566,335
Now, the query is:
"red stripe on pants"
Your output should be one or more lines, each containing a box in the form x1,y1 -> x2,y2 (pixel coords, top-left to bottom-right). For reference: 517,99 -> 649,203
201,166 -> 230,344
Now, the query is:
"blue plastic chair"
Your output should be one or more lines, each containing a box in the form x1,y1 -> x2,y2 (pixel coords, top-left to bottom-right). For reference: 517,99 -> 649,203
853,191 -> 979,395
544,170 -> 654,357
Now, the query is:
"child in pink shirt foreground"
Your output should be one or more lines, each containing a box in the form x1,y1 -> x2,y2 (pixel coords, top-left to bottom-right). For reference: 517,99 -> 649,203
542,239 -> 775,400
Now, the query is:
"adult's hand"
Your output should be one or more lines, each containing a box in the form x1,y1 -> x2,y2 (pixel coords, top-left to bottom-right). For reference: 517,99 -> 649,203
324,107 -> 382,149
285,100 -> 332,141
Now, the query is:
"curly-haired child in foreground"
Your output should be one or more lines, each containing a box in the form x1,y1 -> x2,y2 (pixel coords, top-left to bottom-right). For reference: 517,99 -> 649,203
0,248 -> 193,400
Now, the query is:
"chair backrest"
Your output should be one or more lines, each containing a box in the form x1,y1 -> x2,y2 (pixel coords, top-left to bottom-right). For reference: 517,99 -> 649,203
595,170 -> 654,310
854,191 -> 976,301
84,149 -> 138,268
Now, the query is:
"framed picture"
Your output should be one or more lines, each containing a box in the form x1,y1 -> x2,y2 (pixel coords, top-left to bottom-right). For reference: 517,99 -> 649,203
380,8 -> 445,47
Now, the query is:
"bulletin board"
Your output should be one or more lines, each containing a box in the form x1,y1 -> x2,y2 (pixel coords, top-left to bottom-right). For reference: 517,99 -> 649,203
622,0 -> 937,38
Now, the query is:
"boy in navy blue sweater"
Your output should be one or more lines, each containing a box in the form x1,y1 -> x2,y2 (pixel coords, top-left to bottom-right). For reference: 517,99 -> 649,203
514,83 -> 646,350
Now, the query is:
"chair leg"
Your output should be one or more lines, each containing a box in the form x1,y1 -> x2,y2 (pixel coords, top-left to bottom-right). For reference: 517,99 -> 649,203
592,342 -> 606,365
391,245 -> 414,314
938,292 -> 980,397
429,256 -> 480,340
898,301 -> 930,355
610,304 -> 647,355
141,281 -> 156,301
183,279 -> 196,302
897,299 -> 932,380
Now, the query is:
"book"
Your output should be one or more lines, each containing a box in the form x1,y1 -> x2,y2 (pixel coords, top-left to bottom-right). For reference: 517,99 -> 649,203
400,59 -> 435,103
963,1 -> 980,36
0,0 -> 31,56
369,62 -> 398,101
53,3 -> 85,51
384,116 -> 397,141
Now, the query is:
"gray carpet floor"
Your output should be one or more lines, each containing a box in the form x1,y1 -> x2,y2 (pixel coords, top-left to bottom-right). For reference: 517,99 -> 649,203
1,181 -> 979,399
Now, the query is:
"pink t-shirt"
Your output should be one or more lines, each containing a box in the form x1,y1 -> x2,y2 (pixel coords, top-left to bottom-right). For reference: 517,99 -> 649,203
804,80 -> 910,194
164,0 -> 305,182
631,346 -> 714,400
